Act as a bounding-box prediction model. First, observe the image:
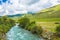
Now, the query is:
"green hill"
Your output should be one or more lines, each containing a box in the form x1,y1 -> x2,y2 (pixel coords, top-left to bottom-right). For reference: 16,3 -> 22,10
11,4 -> 60,22
34,4 -> 60,18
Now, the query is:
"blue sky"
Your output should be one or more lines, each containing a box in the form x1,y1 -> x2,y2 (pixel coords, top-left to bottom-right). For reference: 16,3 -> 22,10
0,0 -> 7,4
0,0 -> 60,16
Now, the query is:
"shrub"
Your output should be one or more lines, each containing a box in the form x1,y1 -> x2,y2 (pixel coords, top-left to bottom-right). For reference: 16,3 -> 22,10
29,21 -> 37,33
18,17 -> 30,28
56,25 -> 60,37
55,22 -> 60,24
27,21 -> 43,35
36,26 -> 43,35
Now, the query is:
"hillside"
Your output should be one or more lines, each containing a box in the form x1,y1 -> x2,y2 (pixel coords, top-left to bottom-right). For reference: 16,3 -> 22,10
34,4 -> 60,18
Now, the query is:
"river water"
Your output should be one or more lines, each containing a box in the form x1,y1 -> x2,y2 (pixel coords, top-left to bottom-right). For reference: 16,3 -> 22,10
6,24 -> 43,40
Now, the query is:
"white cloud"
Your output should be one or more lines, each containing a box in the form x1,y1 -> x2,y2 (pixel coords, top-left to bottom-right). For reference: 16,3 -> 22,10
0,0 -> 60,16
50,0 -> 60,6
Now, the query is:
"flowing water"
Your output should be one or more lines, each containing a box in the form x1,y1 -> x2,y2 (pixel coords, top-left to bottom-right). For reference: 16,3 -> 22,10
6,24 -> 43,40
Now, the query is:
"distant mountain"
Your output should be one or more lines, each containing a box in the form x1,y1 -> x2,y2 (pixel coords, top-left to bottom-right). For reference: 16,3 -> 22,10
34,4 -> 60,18
7,14 -> 24,17
7,12 -> 35,17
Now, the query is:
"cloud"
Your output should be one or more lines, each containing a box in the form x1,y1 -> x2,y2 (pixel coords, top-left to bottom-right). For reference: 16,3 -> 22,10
50,0 -> 60,6
0,0 -> 60,16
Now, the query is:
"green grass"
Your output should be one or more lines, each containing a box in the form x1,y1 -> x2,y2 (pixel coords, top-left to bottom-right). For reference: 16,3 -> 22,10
29,17 -> 60,22
35,18 -> 60,22
36,22 -> 60,33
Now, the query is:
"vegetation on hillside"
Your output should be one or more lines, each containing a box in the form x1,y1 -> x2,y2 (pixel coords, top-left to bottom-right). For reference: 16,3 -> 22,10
35,5 -> 60,19
56,25 -> 60,37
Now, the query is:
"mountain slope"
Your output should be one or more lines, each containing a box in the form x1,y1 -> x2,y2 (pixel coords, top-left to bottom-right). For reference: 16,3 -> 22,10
34,4 -> 60,18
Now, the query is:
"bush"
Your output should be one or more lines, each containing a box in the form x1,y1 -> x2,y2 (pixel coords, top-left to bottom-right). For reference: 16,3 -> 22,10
36,26 -> 43,35
18,17 -> 30,28
56,25 -> 60,37
55,22 -> 60,24
29,21 -> 37,33
27,21 -> 43,35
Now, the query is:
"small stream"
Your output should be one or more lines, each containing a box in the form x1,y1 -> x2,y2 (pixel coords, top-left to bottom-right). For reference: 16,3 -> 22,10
6,24 -> 43,40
